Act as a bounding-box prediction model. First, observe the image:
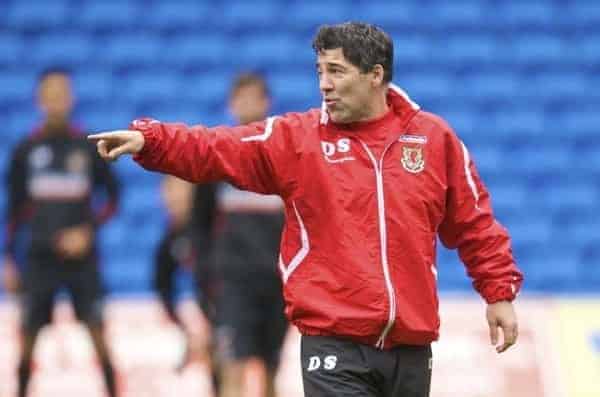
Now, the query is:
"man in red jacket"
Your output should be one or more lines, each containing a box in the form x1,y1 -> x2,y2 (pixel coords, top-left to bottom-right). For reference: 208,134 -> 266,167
90,22 -> 523,397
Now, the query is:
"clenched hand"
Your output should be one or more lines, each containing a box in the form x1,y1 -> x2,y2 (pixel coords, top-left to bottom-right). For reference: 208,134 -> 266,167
55,224 -> 93,260
1,257 -> 20,294
487,300 -> 519,353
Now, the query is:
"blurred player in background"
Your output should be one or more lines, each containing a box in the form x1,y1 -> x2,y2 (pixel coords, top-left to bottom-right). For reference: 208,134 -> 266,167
212,73 -> 287,397
153,175 -> 217,373
153,74 -> 287,397
2,68 -> 120,397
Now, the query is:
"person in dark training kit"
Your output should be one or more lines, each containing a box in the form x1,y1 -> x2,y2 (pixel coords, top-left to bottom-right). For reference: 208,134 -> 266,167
154,74 -> 287,397
153,175 -> 216,370
90,22 -> 524,397
2,68 -> 120,397
211,73 -> 287,397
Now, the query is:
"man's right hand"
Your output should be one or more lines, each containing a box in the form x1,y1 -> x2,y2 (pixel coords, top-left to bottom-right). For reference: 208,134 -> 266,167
88,130 -> 145,162
2,257 -> 20,294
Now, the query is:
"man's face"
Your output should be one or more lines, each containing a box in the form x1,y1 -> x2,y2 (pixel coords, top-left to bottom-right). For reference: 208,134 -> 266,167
317,48 -> 376,124
229,83 -> 270,125
37,73 -> 74,121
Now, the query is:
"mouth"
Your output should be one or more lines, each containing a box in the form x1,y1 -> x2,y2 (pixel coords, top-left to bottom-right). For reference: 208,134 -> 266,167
325,98 -> 339,108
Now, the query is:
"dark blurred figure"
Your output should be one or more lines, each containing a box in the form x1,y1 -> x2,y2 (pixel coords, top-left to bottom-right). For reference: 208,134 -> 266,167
213,73 -> 287,397
153,175 -> 217,373
1,68 -> 120,397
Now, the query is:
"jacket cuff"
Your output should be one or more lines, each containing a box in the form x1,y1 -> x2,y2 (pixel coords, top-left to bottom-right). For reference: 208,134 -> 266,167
481,283 -> 519,304
130,118 -> 160,162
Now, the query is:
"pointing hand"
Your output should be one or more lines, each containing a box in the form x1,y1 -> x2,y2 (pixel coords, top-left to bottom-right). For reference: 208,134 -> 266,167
88,130 -> 145,161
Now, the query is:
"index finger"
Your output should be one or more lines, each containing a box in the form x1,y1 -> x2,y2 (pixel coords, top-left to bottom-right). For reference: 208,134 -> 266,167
87,133 -> 114,141
88,130 -> 132,141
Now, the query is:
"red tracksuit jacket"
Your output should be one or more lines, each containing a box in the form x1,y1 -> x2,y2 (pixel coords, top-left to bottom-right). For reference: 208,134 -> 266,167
132,85 -> 523,349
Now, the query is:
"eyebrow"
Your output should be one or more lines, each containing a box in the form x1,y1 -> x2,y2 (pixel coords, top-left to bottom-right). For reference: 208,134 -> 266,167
315,62 -> 348,70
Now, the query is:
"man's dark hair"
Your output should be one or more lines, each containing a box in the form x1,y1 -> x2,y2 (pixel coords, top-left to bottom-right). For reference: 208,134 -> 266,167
312,22 -> 394,83
37,66 -> 71,85
230,72 -> 270,98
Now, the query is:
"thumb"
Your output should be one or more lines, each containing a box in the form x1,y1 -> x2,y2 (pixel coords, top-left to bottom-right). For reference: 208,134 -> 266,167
107,143 -> 132,160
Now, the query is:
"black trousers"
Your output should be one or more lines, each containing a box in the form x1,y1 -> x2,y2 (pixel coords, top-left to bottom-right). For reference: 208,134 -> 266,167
215,274 -> 287,370
21,261 -> 104,332
301,335 -> 432,397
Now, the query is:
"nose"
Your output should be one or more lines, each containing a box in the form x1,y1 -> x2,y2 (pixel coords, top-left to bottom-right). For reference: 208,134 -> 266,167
319,73 -> 334,93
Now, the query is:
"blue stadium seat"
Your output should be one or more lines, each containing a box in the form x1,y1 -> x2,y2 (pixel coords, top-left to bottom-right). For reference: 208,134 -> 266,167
0,72 -> 36,104
174,73 -> 231,107
522,73 -> 587,103
502,147 -> 571,174
122,72 -> 181,103
79,2 -> 140,29
164,35 -> 229,67
357,2 -> 418,30
0,35 -> 23,66
81,105 -> 136,132
568,1 -> 600,25
577,147 -> 600,177
101,36 -> 163,67
509,219 -> 553,245
7,111 -> 39,140
493,2 -> 555,27
578,243 -> 600,286
236,35 -> 309,67
111,156 -> 154,181
270,72 -> 320,106
431,2 -> 485,27
142,104 -> 220,126
558,220 -> 600,248
122,187 -> 163,218
466,145 -> 502,173
145,1 -> 213,29
399,74 -> 452,102
512,36 -> 566,65
97,222 -> 128,253
442,36 -> 497,64
29,35 -> 92,66
483,109 -> 545,141
441,110 -> 477,138
394,36 -> 431,66
222,1 -> 281,29
489,184 -> 528,214
73,70 -> 114,103
528,250 -> 579,291
540,184 -> 597,213
436,247 -> 471,290
103,257 -> 152,292
458,73 -> 520,102
553,109 -> 600,142
283,1 -> 350,30
577,35 -> 600,64
7,1 -> 69,28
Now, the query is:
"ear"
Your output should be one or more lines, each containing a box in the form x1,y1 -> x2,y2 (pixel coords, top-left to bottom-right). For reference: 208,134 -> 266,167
371,64 -> 385,88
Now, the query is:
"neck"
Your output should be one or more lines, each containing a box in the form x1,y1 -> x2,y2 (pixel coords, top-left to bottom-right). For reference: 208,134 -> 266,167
359,90 -> 389,122
43,116 -> 70,135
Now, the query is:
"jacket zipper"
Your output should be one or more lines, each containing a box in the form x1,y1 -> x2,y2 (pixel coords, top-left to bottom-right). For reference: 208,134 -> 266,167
358,140 -> 397,349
